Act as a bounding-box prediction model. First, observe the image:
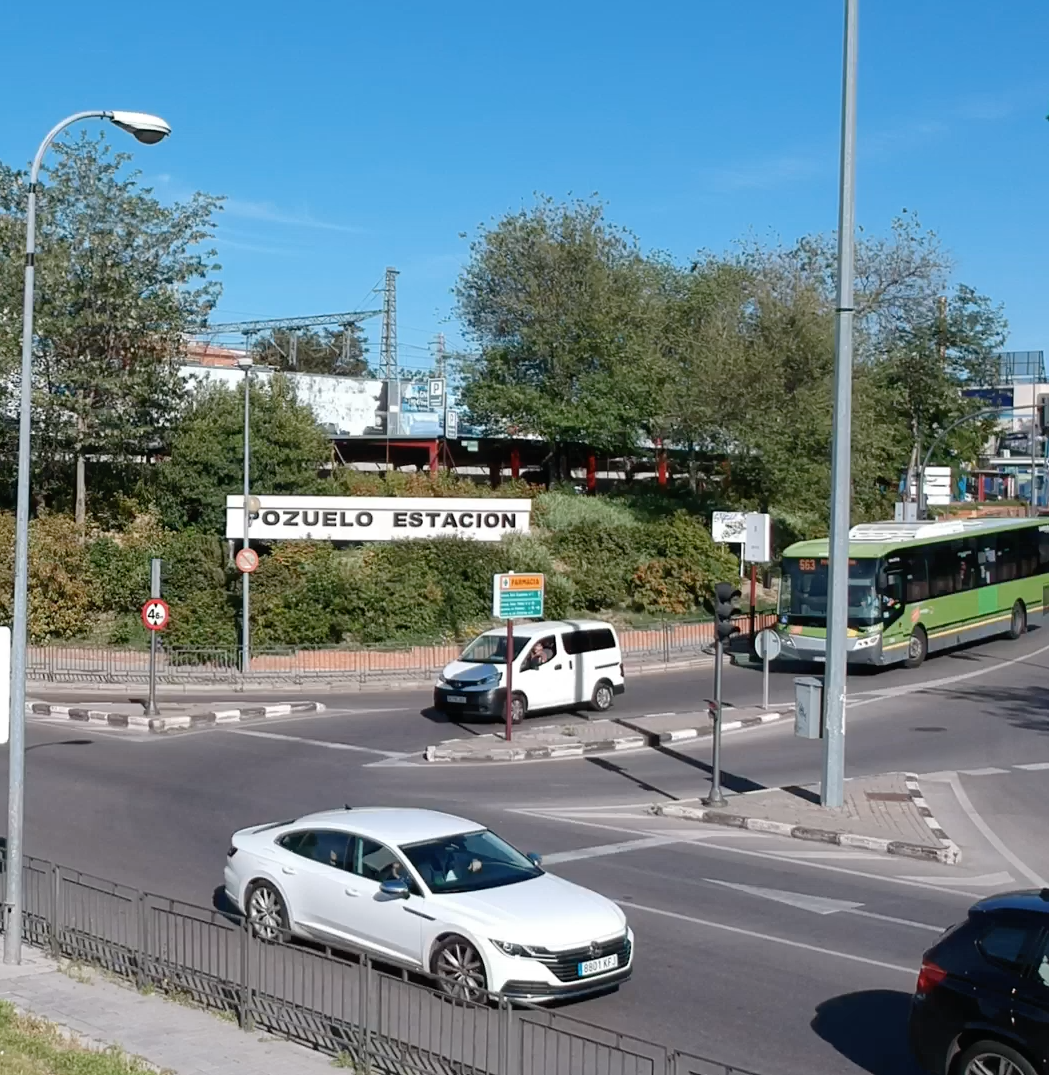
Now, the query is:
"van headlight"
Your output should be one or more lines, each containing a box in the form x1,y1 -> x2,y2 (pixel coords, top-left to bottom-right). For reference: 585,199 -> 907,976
437,673 -> 448,684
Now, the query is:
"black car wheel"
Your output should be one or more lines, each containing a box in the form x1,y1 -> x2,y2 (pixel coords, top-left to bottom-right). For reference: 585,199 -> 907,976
1008,600 -> 1027,640
431,936 -> 488,1002
510,692 -> 527,724
590,679 -> 614,712
956,1039 -> 1037,1075
904,625 -> 928,669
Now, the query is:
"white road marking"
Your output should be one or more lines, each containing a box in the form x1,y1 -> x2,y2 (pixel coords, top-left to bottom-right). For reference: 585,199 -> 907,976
899,871 -> 1015,887
846,638 -> 1049,709
512,807 -> 985,899
946,774 -> 1048,888
705,878 -> 942,931
1015,762 -> 1049,771
770,850 -> 880,860
544,836 -> 687,864
960,767 -> 1010,776
228,729 -> 405,758
622,902 -> 916,974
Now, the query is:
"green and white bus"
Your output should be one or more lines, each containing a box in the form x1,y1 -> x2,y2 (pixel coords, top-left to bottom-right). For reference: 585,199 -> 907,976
776,517 -> 1049,668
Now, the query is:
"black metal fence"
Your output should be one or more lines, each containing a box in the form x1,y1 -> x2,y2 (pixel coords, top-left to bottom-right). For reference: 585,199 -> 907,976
2,856 -> 767,1075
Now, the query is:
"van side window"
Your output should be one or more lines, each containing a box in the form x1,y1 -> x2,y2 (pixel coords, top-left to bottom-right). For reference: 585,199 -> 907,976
561,632 -> 584,656
588,629 -> 616,651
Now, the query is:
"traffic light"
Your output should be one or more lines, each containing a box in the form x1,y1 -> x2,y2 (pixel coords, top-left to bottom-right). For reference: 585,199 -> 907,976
713,582 -> 742,643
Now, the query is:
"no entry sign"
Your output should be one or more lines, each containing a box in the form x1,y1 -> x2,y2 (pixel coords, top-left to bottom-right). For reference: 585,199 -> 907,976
141,598 -> 170,632
235,548 -> 259,573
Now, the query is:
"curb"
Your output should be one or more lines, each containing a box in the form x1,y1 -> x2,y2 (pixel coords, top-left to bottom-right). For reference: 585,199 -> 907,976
29,701 -> 326,734
614,708 -> 788,745
424,733 -> 647,764
651,772 -> 961,865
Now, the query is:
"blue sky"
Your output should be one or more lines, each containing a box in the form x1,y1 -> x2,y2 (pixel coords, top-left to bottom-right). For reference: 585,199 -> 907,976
5,1 -> 1048,369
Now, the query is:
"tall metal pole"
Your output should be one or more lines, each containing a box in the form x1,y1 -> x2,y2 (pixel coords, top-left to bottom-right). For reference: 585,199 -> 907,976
1031,380 -> 1038,514
242,366 -> 251,675
821,0 -> 859,810
705,638 -> 726,807
147,558 -> 161,716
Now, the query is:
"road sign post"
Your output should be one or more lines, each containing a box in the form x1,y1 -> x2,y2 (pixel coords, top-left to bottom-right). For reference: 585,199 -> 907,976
492,573 -> 545,742
754,628 -> 782,711
142,583 -> 169,719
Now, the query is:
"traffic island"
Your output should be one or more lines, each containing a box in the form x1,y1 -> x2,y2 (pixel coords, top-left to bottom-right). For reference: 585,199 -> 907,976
27,699 -> 325,733
423,706 -> 790,762
653,771 -> 961,864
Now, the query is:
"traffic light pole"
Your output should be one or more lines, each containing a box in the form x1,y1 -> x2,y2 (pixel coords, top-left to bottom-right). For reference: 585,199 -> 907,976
705,637 -> 726,807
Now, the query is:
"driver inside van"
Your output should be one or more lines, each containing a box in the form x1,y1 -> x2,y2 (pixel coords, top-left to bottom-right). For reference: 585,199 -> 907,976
528,639 -> 554,667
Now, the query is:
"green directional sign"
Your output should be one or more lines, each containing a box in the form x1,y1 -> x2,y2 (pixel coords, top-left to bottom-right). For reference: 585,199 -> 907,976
492,573 -> 544,620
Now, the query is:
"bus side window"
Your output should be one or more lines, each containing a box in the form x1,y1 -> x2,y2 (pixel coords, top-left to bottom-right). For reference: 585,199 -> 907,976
904,551 -> 929,602
998,536 -> 1018,583
953,539 -> 977,592
1020,529 -> 1040,577
929,546 -> 956,598
1040,529 -> 1049,569
977,535 -> 997,586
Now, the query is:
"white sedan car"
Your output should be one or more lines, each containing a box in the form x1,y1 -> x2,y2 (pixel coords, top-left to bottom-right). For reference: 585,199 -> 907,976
224,806 -> 633,1002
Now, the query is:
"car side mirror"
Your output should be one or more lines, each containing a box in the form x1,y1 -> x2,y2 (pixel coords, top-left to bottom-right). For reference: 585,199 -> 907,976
380,878 -> 410,900
527,853 -> 542,867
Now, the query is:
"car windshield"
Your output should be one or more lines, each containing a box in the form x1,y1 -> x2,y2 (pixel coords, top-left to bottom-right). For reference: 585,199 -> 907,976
780,557 -> 882,628
401,829 -> 542,894
459,633 -> 528,665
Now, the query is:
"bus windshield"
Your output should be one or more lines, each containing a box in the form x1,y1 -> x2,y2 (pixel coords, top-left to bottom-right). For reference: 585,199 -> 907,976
780,557 -> 882,628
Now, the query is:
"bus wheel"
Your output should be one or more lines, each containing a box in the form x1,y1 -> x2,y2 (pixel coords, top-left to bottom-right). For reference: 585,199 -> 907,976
1009,600 -> 1027,640
904,626 -> 927,669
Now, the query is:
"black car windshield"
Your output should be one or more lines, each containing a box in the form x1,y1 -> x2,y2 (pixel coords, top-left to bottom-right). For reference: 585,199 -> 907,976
401,829 -> 542,894
459,634 -> 528,665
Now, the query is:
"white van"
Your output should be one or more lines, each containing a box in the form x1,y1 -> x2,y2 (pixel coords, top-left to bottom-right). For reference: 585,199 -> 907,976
433,620 -> 625,723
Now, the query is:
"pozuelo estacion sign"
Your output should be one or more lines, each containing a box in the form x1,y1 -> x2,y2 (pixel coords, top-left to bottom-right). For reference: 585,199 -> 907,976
226,496 -> 532,543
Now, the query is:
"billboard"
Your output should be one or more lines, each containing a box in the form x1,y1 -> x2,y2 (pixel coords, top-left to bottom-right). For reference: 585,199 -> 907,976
226,496 -> 531,542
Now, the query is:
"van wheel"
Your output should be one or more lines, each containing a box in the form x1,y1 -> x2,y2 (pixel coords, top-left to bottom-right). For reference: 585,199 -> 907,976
1008,600 -> 1027,640
510,692 -> 527,724
904,625 -> 927,669
590,680 -> 614,713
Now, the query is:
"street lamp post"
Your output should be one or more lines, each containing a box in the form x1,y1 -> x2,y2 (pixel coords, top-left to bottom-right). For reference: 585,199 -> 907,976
6,111 -> 171,965
236,356 -> 253,675
821,0 -> 859,809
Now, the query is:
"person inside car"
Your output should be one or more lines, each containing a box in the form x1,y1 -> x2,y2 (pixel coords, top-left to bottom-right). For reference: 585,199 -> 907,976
528,639 -> 554,668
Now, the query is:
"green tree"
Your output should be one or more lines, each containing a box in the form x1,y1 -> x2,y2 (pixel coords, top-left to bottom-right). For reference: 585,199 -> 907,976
455,198 -> 659,478
0,133 -> 223,526
252,326 -> 370,376
156,376 -> 332,532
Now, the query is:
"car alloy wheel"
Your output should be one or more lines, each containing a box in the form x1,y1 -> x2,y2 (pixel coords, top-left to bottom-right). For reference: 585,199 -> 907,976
964,1053 -> 1028,1075
958,1040 -> 1037,1075
433,938 -> 487,1002
591,681 -> 613,712
510,693 -> 527,724
247,883 -> 286,942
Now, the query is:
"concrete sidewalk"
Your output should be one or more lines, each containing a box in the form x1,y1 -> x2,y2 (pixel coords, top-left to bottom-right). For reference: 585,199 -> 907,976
0,949 -> 331,1075
653,771 -> 961,864
424,705 -> 790,762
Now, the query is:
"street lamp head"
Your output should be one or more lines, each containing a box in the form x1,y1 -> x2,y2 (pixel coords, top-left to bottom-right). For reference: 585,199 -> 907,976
108,111 -> 171,145
235,355 -> 254,371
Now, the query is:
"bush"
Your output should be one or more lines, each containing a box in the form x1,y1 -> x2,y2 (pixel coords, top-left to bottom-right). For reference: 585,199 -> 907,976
550,523 -> 646,610
0,513 -> 100,642
532,491 -> 638,532
332,468 -> 535,500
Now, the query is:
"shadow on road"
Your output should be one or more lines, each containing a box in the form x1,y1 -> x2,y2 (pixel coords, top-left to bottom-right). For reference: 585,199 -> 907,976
811,990 -> 923,1075
26,739 -> 93,752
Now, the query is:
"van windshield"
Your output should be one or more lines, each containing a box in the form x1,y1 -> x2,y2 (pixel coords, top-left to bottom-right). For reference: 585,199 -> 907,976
459,633 -> 529,665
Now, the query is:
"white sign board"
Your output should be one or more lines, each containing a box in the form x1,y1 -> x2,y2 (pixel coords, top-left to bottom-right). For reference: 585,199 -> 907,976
907,466 -> 952,506
428,379 -> 445,406
0,626 -> 9,746
445,409 -> 459,440
226,496 -> 531,543
712,511 -> 747,544
744,512 -> 772,563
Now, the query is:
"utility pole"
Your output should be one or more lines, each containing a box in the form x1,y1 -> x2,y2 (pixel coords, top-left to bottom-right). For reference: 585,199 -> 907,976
435,332 -> 446,382
380,267 -> 399,381
821,0 -> 859,810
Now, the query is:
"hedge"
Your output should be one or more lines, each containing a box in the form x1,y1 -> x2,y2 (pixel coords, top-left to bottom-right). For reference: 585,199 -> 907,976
6,496 -> 741,648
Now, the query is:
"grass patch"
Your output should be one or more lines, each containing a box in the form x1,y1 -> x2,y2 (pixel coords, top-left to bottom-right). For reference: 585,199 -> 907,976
0,1001 -> 161,1073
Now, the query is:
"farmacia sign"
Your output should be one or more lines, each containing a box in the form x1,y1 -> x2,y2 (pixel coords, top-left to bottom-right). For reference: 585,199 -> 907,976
226,496 -> 531,543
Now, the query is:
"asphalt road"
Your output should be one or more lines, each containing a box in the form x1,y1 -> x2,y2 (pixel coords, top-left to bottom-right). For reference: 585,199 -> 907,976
15,626 -> 1049,1075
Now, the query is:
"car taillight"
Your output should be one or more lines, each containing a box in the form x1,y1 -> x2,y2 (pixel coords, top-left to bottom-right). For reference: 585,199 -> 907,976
227,846 -> 238,859
915,960 -> 947,995
620,663 -> 624,678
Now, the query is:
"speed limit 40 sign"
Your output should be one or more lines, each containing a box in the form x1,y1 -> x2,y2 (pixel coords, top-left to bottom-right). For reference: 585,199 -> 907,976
141,598 -> 170,632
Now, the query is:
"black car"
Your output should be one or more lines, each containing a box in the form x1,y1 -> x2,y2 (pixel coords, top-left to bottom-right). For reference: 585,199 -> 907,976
910,888 -> 1049,1075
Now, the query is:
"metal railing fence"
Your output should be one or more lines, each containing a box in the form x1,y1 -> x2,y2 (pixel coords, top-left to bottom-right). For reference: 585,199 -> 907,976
26,614 -> 778,687
0,854 -> 769,1075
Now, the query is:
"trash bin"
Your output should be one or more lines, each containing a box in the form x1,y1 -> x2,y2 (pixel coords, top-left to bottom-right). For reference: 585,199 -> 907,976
794,676 -> 823,739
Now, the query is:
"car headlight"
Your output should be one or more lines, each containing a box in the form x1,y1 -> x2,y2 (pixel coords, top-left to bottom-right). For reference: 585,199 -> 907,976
437,673 -> 448,684
490,939 -> 534,958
